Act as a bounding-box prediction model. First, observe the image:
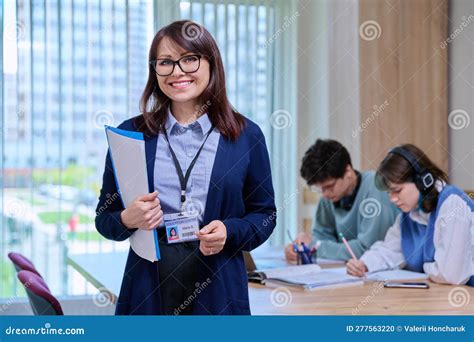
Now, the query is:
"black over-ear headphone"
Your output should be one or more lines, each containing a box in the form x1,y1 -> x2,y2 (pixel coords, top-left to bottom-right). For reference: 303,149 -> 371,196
388,146 -> 435,194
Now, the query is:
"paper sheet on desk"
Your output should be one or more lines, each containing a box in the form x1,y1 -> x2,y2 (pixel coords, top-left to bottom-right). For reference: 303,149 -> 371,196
366,269 -> 428,281
262,264 -> 322,279
328,267 -> 428,281
105,126 -> 160,262
316,258 -> 346,266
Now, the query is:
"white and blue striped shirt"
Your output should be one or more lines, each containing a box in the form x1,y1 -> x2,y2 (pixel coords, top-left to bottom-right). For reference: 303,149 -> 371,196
154,108 -> 220,226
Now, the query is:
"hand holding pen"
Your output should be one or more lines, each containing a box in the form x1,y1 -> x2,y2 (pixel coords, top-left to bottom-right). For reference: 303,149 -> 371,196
284,230 -> 314,263
340,232 -> 368,277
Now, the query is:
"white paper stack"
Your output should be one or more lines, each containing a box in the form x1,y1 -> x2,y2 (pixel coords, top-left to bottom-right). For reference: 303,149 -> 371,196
105,126 -> 160,262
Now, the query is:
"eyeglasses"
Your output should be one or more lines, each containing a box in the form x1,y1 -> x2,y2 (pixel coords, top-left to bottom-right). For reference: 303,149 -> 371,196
309,180 -> 338,194
149,54 -> 202,76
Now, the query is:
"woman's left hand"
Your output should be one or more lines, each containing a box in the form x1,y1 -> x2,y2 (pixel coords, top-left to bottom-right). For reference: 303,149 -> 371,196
198,220 -> 227,256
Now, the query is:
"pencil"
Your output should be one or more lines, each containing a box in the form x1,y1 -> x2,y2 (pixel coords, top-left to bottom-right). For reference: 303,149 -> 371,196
339,232 -> 358,260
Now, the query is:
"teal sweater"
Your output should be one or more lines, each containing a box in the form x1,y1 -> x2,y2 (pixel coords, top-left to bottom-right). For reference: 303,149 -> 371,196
313,171 -> 399,260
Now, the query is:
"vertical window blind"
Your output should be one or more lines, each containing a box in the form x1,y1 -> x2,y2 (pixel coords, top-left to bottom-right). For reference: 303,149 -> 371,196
0,0 -> 297,300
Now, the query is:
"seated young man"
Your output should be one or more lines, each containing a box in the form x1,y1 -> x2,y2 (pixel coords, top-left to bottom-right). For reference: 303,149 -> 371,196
285,139 -> 398,261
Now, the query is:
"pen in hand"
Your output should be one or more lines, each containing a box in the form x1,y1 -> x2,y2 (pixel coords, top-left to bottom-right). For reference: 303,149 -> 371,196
340,232 -> 367,278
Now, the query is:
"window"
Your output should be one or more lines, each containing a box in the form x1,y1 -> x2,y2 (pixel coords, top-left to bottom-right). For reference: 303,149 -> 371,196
1,0 -> 296,301
1,0 -> 154,299
178,0 -> 274,138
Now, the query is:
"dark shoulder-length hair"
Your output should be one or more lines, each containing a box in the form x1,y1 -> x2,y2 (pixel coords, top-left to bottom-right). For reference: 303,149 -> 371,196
375,144 -> 448,212
135,20 -> 245,140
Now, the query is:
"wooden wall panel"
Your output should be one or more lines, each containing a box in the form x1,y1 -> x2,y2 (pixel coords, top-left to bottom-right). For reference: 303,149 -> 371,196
359,0 -> 449,171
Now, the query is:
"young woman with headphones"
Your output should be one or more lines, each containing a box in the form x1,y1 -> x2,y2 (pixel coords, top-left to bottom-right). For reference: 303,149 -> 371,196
347,144 -> 473,286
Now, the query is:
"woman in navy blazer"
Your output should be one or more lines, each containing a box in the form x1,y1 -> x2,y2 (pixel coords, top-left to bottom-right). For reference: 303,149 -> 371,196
95,20 -> 276,315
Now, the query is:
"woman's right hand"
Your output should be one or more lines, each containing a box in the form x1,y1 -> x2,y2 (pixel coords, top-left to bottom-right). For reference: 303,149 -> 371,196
284,232 -> 312,261
120,191 -> 163,230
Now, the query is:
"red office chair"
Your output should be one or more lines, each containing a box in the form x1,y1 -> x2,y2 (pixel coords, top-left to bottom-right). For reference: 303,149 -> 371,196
8,252 -> 43,277
17,270 -> 63,315
8,252 -> 50,292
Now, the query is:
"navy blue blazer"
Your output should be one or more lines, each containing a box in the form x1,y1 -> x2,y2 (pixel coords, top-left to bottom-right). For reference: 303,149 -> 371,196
95,115 -> 277,315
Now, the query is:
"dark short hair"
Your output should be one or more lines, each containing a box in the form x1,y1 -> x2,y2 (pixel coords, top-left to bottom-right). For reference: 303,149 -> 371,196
300,139 -> 352,185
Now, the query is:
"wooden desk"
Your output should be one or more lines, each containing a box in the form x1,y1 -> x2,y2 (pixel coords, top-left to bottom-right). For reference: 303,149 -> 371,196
248,281 -> 474,315
65,244 -> 291,305
68,249 -> 474,315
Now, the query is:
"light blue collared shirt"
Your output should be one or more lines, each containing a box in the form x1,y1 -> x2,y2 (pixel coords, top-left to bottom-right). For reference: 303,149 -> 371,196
154,109 -> 220,225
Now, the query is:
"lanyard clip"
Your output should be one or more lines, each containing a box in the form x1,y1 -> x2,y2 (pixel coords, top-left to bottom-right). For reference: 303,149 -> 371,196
180,190 -> 186,213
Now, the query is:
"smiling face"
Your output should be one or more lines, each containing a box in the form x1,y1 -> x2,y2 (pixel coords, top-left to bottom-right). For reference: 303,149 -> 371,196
388,182 -> 420,212
155,37 -> 210,108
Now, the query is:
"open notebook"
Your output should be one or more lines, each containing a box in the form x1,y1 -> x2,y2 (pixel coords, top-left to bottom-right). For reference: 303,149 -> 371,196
248,264 -> 363,291
249,265 -> 429,291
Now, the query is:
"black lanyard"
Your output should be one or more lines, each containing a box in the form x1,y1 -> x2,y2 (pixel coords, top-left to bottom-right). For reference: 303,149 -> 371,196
162,125 -> 214,212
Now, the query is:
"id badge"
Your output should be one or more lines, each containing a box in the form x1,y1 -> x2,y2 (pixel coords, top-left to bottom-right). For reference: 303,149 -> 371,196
163,212 -> 200,244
